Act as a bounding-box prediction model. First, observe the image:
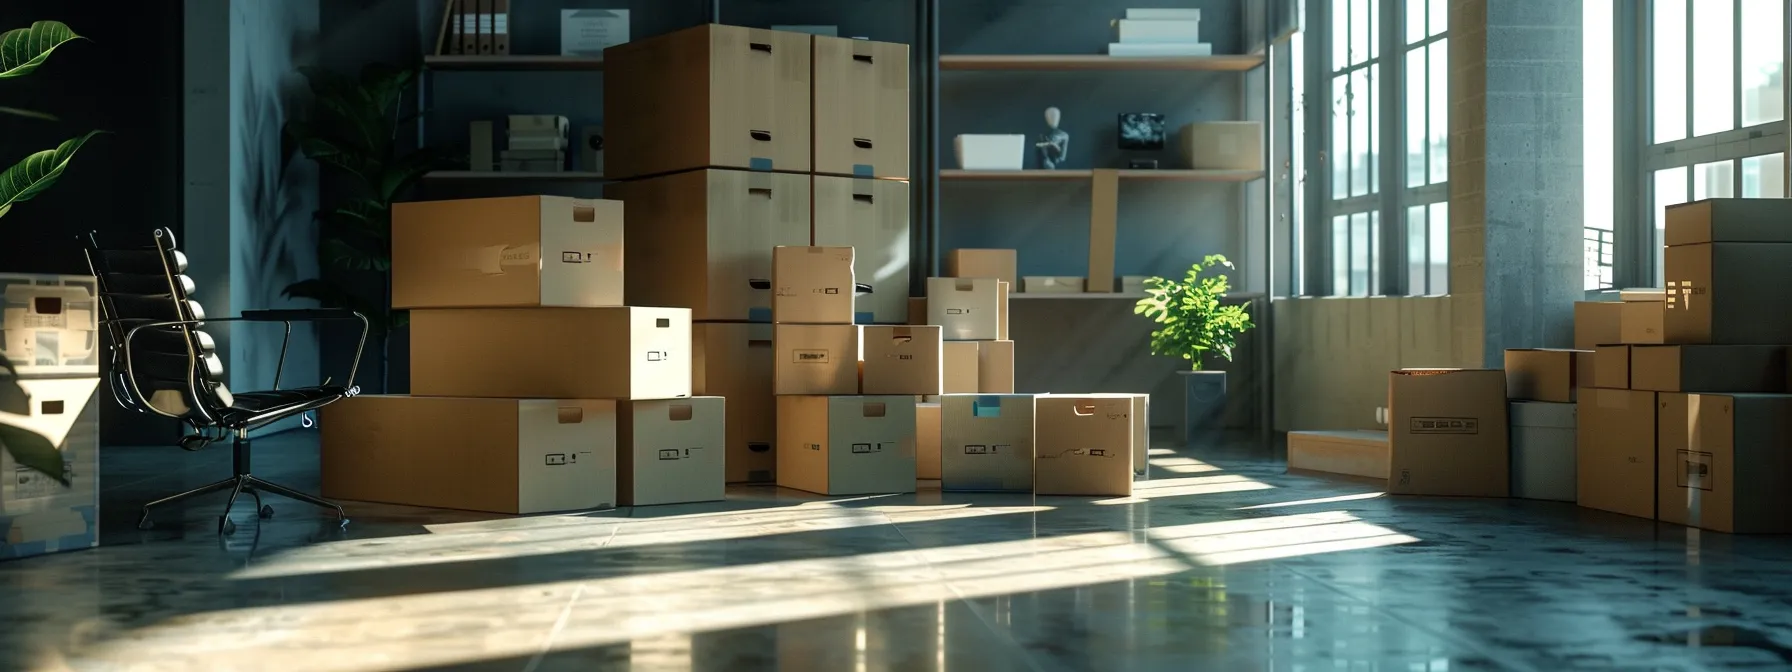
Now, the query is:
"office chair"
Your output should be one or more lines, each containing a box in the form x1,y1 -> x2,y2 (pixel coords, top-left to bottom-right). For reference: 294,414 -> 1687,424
82,229 -> 369,534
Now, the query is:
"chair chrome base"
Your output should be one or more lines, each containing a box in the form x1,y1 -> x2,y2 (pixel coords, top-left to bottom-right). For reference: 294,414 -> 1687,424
136,433 -> 348,534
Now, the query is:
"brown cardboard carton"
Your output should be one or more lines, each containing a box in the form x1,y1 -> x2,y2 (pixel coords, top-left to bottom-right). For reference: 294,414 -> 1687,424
1176,121 -> 1264,170
1575,301 -> 1623,384
773,324 -> 859,395
907,297 -> 927,325
774,246 -> 856,324
692,323 -> 776,483
776,395 -> 917,495
812,36 -> 909,179
997,281 -> 1010,340
321,396 -> 617,514
1575,388 -> 1656,519
1503,349 -> 1586,402
392,195 -> 623,309
603,24 -> 811,179
1592,345 -> 1631,389
1034,394 -> 1134,496
606,170 -> 810,321
977,340 -> 1015,393
618,398 -> 726,507
1657,393 -> 1792,533
942,341 -> 979,393
1387,369 -> 1509,497
944,249 -> 1018,287
927,277 -> 1002,340
1665,242 -> 1792,344
1619,300 -> 1665,344
813,177 -> 910,323
1630,345 -> 1787,393
1663,198 -> 1792,247
1088,170 -> 1118,293
1287,430 -> 1390,479
1129,393 -> 1149,475
410,307 -> 690,400
916,401 -> 941,479
939,394 -> 1035,492
861,326 -> 942,395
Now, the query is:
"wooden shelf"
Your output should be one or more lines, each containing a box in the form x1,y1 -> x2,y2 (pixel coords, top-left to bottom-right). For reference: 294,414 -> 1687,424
424,171 -> 607,181
940,54 -> 1264,72
1012,292 -> 1147,300
941,169 -> 1263,182
424,55 -> 605,71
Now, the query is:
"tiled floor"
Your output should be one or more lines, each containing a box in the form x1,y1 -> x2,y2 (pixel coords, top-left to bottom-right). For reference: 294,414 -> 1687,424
4,433 -> 1792,671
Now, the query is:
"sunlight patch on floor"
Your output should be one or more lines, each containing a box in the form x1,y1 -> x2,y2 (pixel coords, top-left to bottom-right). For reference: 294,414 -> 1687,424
1234,492 -> 1385,510
1093,474 -> 1275,505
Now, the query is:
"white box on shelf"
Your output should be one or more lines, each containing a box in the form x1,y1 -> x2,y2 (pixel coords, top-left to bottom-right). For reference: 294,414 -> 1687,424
561,9 -> 629,57
1022,276 -> 1085,294
1107,43 -> 1213,57
1126,8 -> 1201,20
953,135 -> 1025,170
1121,275 -> 1149,294
1113,19 -> 1201,44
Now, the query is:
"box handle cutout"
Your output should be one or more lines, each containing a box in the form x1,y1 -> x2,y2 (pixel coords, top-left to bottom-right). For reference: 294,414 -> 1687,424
557,407 -> 584,424
749,278 -> 771,290
750,42 -> 773,53
656,318 -> 670,328
853,193 -> 874,204
572,205 -> 596,222
748,187 -> 773,198
862,402 -> 886,417
40,400 -> 64,415
33,297 -> 62,314
853,54 -> 873,64
747,339 -> 773,347
748,442 -> 772,453
1072,403 -> 1096,416
750,130 -> 772,142
954,279 -> 975,292
853,138 -> 873,149
668,404 -> 693,421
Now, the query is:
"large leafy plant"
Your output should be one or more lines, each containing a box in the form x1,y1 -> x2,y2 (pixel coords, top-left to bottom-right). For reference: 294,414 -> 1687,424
1133,255 -> 1255,371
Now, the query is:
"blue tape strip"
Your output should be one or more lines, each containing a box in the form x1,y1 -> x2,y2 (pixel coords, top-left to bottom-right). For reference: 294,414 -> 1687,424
749,157 -> 774,171
854,311 -> 876,324
747,307 -> 773,322
852,164 -> 874,177
973,396 -> 1003,417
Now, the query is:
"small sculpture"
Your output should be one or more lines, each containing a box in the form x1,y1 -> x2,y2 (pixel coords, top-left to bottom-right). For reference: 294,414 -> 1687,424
1036,107 -> 1070,169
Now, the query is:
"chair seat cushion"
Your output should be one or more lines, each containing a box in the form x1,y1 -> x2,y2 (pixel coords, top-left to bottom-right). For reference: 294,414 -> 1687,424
217,386 -> 349,426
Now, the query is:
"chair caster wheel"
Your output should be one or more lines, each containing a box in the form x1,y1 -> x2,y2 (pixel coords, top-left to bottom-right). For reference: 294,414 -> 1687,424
259,505 -> 275,519
219,517 -> 236,535
178,435 -> 209,451
338,518 -> 350,529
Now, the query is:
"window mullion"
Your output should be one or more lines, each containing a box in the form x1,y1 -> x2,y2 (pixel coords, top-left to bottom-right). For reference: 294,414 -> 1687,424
1380,0 -> 1407,296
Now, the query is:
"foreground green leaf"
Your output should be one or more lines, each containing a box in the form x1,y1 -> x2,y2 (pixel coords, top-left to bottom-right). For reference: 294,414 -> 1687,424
0,422 -> 68,487
0,131 -> 102,218
0,21 -> 83,79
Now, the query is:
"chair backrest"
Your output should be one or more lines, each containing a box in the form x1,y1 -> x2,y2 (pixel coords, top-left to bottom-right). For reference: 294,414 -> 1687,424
81,228 -> 230,423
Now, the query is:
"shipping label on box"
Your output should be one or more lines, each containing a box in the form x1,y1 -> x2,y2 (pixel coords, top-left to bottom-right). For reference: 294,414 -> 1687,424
940,394 -> 1035,492
1657,393 -> 1792,533
776,395 -> 917,496
618,397 -> 726,507
1034,394 -> 1134,496
773,246 -> 856,324
861,326 -> 941,395
0,275 -> 100,378
927,277 -> 1001,340
1388,369 -> 1509,497
393,196 -> 624,309
0,376 -> 99,560
773,324 -> 859,395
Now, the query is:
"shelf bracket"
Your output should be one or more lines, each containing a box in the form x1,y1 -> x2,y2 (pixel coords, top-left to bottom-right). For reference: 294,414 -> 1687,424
1087,169 -> 1119,294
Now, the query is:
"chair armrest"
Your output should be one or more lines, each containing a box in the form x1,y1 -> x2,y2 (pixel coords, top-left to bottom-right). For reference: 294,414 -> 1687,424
238,309 -> 364,322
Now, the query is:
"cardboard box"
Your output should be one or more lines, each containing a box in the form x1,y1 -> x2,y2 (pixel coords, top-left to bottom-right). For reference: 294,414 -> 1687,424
410,307 -> 691,400
617,397 -> 726,506
812,35 -> 909,180
776,395 -> 917,495
1619,300 -> 1665,344
1630,345 -> 1787,393
1665,242 -> 1792,344
1575,301 -> 1624,384
997,281 -> 1010,340
1130,393 -> 1149,475
321,396 -> 617,514
603,24 -> 811,179
940,394 -> 1035,492
1287,430 -> 1389,479
1663,198 -> 1792,247
392,196 -> 623,309
1592,346 -> 1631,389
0,376 -> 99,560
1023,276 -> 1085,294
1657,393 -> 1792,533
1088,169 -> 1118,293
927,277 -> 1001,340
774,246 -> 856,324
907,297 -> 927,326
813,177 -> 910,324
1176,121 -> 1264,170
606,170 -> 810,321
916,401 -> 941,479
861,326 -> 941,395
1034,394 -> 1135,496
693,323 -> 776,483
1575,388 -> 1656,519
774,324 -> 859,395
1510,401 -> 1576,502
1503,349 -> 1586,403
942,341 -> 979,393
944,249 -> 1018,287
0,275 -> 100,377
1387,369 -> 1509,497
977,340 -> 1015,393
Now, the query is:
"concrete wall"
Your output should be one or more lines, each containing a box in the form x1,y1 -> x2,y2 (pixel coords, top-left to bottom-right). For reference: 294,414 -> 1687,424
1271,296 -> 1458,432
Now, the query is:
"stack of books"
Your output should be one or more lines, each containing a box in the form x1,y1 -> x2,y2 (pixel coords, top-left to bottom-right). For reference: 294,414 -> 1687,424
502,115 -> 569,172
1108,8 -> 1212,57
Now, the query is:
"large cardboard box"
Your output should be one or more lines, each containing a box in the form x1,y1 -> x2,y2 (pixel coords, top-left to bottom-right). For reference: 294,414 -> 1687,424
603,24 -> 811,179
774,246 -> 856,324
606,170 -> 810,322
812,35 -> 909,180
916,401 -> 941,479
976,340 -> 1015,393
942,341 -> 979,393
813,177 -> 910,324
1503,349 -> 1586,403
1663,198 -> 1792,247
0,275 -> 100,377
1665,242 -> 1792,344
1630,345 -> 1787,393
1576,388 -> 1656,519
944,249 -> 1018,288
1592,346 -> 1631,389
411,307 -> 691,400
693,323 -> 776,483
861,326 -> 941,395
1575,301 -> 1623,384
1657,393 -> 1792,533
1387,369 -> 1509,497
907,297 -> 927,326
1619,300 -> 1665,344
1287,430 -> 1389,479
321,396 -> 617,514
1177,121 -> 1264,170
618,397 -> 726,506
392,196 -> 623,309
0,376 -> 99,560
1034,394 -> 1134,496
997,281 -> 1010,340
776,395 -> 917,495
927,277 -> 1001,340
940,394 -> 1035,492
1510,401 -> 1576,502
773,324 -> 859,395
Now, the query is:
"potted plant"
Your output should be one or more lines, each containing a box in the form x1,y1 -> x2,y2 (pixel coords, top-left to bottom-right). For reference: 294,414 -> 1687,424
1133,254 -> 1255,445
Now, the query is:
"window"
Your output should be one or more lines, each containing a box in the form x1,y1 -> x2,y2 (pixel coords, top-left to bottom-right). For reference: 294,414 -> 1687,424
1584,0 -> 1615,290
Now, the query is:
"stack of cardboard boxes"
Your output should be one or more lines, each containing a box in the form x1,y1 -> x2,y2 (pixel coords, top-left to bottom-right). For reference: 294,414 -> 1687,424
604,24 -> 911,485
0,274 -> 101,560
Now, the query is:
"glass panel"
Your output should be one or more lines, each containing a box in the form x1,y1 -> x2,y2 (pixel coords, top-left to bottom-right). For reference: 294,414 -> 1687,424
1351,69 -> 1371,196
1369,0 -> 1380,60
1407,47 -> 1427,187
1427,202 -> 1448,294
1741,0 -> 1785,127
1333,74 -> 1350,196
1350,212 -> 1371,296
1352,0 -> 1371,66
1427,39 -> 1448,184
1654,167 -> 1689,286
1333,0 -> 1350,69
1333,215 -> 1350,295
1742,153 -> 1786,197
1693,160 -> 1735,200
1585,0 -> 1615,290
1407,205 -> 1428,295
1691,0 -> 1735,136
1428,0 -> 1447,36
1369,62 -> 1380,194
1406,0 -> 1426,44
1652,0 -> 1687,143
1292,31 -> 1306,295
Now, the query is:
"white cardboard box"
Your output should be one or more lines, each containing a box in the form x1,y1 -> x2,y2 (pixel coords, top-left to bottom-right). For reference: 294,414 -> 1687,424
953,135 -> 1025,170
927,277 -> 1002,340
940,394 -> 1035,492
777,395 -> 918,496
1113,19 -> 1200,44
618,397 -> 726,506
1510,402 -> 1575,502
0,275 -> 100,377
1022,276 -> 1085,294
0,376 -> 100,560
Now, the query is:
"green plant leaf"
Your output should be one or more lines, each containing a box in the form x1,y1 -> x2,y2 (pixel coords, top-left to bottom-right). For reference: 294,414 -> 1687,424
1133,255 -> 1255,370
0,131 -> 101,219
321,237 -> 389,271
0,106 -> 57,121
0,21 -> 83,79
0,423 -> 68,487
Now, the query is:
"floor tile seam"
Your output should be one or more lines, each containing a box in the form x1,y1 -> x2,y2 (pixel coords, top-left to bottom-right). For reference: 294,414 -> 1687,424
886,515 -> 1055,672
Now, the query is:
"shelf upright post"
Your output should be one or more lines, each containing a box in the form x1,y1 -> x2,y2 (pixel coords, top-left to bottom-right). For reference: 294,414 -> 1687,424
1259,2 -> 1278,454
913,0 -> 941,292
1088,169 -> 1120,293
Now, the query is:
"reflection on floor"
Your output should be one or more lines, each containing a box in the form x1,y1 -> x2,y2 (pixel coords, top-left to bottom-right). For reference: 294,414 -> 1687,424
3,434 -> 1792,671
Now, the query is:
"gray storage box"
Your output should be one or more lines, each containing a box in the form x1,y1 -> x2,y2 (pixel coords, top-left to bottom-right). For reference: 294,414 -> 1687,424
1510,401 -> 1576,502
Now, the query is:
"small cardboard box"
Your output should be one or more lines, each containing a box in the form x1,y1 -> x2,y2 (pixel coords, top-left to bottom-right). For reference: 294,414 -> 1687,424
907,297 -> 928,326
940,394 -> 1035,492
1177,121 -> 1264,170
1575,388 -> 1656,519
944,249 -> 1018,287
774,246 -> 856,324
776,395 -> 918,496
410,307 -> 691,400
1630,345 -> 1787,393
927,277 -> 1001,340
1619,300 -> 1665,344
773,324 -> 860,396
1575,301 -> 1624,384
942,341 -> 979,393
618,397 -> 726,507
693,323 -> 776,483
861,326 -> 942,395
997,281 -> 1010,340
392,195 -> 624,309
321,395 -> 618,514
1663,198 -> 1792,247
1387,369 -> 1509,497
1034,394 -> 1135,496
1665,242 -> 1792,344
1022,276 -> 1085,294
1287,430 -> 1389,480
977,340 -> 1015,393
0,275 -> 100,377
1592,346 -> 1631,389
916,401 -> 941,479
813,177 -> 910,323
1503,349 -> 1587,403
812,35 -> 909,180
1510,401 -> 1576,502
0,376 -> 99,561
1657,392 -> 1792,533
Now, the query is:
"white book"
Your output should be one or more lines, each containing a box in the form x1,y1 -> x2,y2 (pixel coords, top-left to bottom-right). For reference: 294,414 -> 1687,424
1114,19 -> 1201,44
1107,42 -> 1214,57
1125,8 -> 1202,20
